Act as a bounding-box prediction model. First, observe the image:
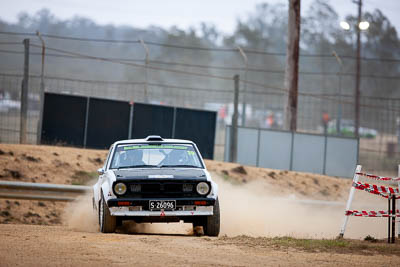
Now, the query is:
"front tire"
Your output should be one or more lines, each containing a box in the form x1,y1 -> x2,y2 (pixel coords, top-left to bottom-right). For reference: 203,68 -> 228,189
203,198 -> 220,237
99,193 -> 116,233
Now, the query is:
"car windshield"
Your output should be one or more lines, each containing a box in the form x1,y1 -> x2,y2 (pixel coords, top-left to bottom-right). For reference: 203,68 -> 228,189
110,143 -> 203,169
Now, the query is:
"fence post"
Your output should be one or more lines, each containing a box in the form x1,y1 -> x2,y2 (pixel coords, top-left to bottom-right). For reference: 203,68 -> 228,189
83,97 -> 90,148
128,102 -> 134,139
237,46 -> 248,127
256,128 -> 261,167
20,39 -> 29,144
289,132 -> 294,171
139,39 -> 149,103
323,135 -> 328,175
230,75 -> 239,162
172,107 -> 177,139
339,164 -> 362,238
36,31 -> 46,145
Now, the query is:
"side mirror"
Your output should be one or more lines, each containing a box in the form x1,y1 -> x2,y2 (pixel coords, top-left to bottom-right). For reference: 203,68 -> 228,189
97,168 -> 105,175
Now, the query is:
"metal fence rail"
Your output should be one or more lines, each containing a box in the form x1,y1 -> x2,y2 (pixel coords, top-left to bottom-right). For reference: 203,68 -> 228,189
0,180 -> 345,207
0,180 -> 91,201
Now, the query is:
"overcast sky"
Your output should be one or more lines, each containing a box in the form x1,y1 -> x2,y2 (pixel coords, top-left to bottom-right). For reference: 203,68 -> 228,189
1,0 -> 399,35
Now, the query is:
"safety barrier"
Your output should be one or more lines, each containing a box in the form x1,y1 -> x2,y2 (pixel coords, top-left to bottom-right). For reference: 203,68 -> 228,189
339,165 -> 400,243
0,180 -> 90,201
355,172 -> 400,182
345,210 -> 400,217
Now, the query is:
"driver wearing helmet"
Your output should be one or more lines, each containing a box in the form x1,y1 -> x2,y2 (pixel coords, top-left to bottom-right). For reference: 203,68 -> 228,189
169,149 -> 191,165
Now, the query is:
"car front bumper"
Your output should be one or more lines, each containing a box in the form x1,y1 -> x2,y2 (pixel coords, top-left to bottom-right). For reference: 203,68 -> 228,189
107,197 -> 215,216
109,206 -> 213,216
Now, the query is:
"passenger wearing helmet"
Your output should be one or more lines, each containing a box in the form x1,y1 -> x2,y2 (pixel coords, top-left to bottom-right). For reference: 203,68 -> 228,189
119,149 -> 145,167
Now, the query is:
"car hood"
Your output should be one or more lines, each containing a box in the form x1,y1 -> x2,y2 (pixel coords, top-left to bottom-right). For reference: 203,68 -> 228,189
113,168 -> 207,180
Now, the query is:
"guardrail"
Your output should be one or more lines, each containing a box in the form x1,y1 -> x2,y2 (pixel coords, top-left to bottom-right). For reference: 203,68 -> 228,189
0,181 -> 346,207
0,181 -> 91,201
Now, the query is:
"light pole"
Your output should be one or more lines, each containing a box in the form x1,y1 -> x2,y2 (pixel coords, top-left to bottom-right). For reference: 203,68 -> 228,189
339,14 -> 369,138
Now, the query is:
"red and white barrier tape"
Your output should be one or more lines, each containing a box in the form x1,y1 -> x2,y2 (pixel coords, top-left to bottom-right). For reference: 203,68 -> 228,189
352,181 -> 400,198
356,172 -> 400,182
345,209 -> 400,217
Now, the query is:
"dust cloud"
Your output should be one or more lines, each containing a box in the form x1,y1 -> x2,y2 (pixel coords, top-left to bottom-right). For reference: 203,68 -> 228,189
63,194 -> 98,232
63,176 -> 389,239
63,192 -> 192,235
120,221 -> 193,235
216,175 -> 388,239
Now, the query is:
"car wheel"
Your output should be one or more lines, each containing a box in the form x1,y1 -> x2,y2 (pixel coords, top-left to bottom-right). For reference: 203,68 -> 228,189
99,193 -> 116,233
203,198 -> 220,237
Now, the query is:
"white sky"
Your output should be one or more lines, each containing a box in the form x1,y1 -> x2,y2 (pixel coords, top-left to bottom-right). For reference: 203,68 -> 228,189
0,0 -> 399,35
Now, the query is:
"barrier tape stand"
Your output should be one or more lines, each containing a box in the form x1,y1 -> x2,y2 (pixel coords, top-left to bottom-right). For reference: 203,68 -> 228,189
391,195 -> 396,243
339,165 -> 399,243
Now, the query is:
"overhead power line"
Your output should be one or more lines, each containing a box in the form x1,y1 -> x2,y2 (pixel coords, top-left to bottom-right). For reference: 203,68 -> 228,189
0,41 -> 23,45
0,31 -> 141,43
1,48 -> 399,80
1,30 -> 400,62
29,43 -> 235,82
28,43 -> 294,94
0,73 -> 146,84
0,48 -> 143,62
1,38 -> 399,111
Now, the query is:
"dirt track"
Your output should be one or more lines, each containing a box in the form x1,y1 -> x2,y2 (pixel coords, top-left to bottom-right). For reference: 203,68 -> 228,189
1,144 -> 400,266
1,224 -> 399,267
0,143 -> 354,227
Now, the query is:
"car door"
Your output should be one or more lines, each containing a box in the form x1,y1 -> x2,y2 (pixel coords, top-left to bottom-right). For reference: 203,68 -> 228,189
93,145 -> 114,207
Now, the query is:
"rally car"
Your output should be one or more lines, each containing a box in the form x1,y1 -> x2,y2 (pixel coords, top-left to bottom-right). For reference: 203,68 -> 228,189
92,135 -> 220,236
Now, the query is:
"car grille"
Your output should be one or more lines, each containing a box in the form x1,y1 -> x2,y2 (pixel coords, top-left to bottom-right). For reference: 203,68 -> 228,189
122,180 -> 205,198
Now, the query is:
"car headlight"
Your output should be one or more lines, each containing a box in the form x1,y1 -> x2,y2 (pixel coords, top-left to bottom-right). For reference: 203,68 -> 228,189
196,182 -> 210,195
114,182 -> 127,195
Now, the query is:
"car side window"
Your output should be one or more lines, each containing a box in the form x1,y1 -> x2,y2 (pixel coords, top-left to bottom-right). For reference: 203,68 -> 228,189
104,145 -> 113,170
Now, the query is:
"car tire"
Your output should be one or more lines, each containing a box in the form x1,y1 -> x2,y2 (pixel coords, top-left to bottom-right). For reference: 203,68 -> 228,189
203,198 -> 220,237
99,193 -> 116,233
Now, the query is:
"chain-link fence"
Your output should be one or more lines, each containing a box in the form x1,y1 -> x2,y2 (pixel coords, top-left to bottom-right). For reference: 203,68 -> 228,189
0,35 -> 399,176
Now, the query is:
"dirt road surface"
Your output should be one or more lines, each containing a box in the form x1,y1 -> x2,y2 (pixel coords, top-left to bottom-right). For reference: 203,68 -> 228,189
1,144 -> 400,266
0,224 -> 399,267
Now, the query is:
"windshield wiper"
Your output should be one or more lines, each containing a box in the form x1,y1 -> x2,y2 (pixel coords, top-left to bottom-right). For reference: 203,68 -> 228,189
118,165 -> 157,170
159,164 -> 200,168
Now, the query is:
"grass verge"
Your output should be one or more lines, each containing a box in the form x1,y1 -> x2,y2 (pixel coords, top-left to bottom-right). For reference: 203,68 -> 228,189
215,235 -> 400,255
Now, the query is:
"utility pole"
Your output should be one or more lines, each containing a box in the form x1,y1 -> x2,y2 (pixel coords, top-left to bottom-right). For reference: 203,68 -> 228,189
20,39 -> 29,144
36,31 -> 46,145
353,0 -> 362,138
230,75 -> 239,163
284,0 -> 301,131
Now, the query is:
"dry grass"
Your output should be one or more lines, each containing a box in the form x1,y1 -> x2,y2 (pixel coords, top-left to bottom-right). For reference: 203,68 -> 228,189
215,235 -> 400,255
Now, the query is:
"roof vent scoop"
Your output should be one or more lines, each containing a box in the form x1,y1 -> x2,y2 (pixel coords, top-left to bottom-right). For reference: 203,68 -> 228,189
145,135 -> 164,141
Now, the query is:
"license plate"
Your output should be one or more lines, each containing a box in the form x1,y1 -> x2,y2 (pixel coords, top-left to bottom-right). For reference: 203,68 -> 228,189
149,200 -> 176,211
